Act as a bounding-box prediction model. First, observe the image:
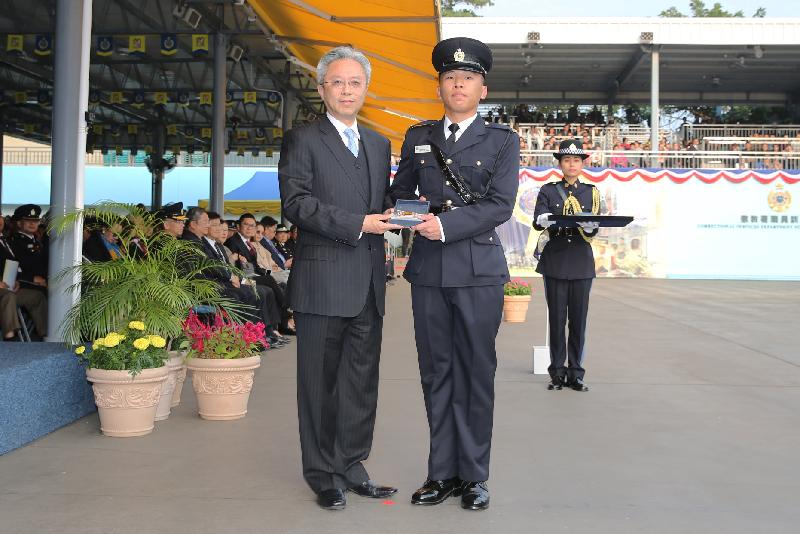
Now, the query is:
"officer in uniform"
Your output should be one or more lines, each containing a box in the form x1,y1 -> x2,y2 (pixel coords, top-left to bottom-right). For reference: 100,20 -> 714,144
532,139 -> 600,392
390,37 -> 519,511
10,204 -> 48,292
154,202 -> 187,238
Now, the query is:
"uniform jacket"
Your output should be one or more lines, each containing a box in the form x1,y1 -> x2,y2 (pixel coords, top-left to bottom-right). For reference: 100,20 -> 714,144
532,178 -> 599,280
278,117 -> 393,317
10,232 -> 47,282
389,118 -> 520,287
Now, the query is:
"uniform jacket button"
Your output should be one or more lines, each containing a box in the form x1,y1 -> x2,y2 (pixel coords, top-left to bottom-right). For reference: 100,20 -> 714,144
446,158 -> 453,164
476,161 -> 481,166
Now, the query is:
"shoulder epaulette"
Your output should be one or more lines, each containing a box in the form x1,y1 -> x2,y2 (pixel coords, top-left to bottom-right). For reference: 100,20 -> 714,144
409,120 -> 437,129
484,122 -> 511,130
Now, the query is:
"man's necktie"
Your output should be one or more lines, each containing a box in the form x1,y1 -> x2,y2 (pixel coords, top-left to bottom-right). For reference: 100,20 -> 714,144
446,123 -> 459,154
344,128 -> 359,157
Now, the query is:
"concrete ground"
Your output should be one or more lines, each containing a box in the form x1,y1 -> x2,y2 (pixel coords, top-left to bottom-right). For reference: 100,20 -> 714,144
1,278 -> 799,533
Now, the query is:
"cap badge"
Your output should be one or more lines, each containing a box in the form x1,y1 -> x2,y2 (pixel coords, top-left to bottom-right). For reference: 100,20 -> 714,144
454,48 -> 465,62
569,143 -> 577,151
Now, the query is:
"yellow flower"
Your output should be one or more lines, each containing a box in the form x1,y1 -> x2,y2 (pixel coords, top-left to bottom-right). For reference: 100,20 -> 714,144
93,338 -> 105,349
74,346 -> 86,355
104,333 -> 122,348
128,321 -> 146,331
133,337 -> 150,351
147,335 -> 167,349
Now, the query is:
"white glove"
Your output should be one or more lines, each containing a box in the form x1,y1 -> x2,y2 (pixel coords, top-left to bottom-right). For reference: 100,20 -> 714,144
536,213 -> 554,227
578,221 -> 599,232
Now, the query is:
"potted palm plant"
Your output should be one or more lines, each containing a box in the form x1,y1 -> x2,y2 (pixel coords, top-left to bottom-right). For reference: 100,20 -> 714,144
53,203 -> 246,432
503,279 -> 533,323
183,309 -> 266,420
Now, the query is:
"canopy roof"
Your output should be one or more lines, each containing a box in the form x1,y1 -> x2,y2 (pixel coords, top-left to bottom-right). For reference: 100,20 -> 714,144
248,0 -> 443,147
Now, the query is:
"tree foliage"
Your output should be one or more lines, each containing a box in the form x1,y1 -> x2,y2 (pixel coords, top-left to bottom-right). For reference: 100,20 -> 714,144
659,1 -> 765,18
441,0 -> 493,17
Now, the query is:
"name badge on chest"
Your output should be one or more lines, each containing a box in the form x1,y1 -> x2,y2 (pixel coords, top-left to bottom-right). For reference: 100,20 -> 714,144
414,144 -> 431,154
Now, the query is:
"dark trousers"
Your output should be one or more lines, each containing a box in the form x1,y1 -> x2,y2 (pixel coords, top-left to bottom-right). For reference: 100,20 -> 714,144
295,286 -> 382,493
411,284 -> 503,483
542,276 -> 593,381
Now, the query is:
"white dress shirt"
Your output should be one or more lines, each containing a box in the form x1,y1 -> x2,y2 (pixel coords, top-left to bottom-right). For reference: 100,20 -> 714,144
327,112 -> 360,149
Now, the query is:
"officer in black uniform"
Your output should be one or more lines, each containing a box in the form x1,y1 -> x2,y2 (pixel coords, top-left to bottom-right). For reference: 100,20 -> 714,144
390,37 -> 519,512
10,204 -> 48,292
532,139 -> 600,392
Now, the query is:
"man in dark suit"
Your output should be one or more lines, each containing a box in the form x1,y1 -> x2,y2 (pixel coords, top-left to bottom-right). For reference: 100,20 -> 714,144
389,37 -> 520,511
279,46 -> 400,510
532,139 -> 600,392
258,216 -> 291,270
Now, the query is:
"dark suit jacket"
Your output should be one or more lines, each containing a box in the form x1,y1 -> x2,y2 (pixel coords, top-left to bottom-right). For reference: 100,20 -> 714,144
389,118 -> 519,287
225,233 -> 266,275
180,231 -> 234,288
278,117 -> 393,317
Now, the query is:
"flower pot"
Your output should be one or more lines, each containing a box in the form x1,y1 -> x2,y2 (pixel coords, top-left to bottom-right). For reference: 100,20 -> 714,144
171,353 -> 188,408
503,295 -> 532,323
155,353 -> 184,421
186,355 -> 261,420
86,366 -> 169,437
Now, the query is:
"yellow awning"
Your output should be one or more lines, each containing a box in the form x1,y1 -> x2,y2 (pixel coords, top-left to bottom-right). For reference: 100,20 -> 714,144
249,0 -> 443,151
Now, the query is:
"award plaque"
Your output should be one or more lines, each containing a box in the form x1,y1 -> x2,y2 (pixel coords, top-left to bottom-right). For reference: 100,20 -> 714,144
548,214 -> 634,228
390,199 -> 430,227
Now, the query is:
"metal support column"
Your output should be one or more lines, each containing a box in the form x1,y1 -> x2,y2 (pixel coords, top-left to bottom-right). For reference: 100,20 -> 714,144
150,124 -> 165,210
650,46 -> 660,167
210,33 -> 226,215
48,0 -> 92,341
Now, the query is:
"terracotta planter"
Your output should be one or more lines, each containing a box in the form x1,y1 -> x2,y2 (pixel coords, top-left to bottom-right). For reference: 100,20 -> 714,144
171,354 -> 188,408
155,354 -> 184,421
186,355 -> 261,420
503,295 -> 532,323
86,366 -> 169,437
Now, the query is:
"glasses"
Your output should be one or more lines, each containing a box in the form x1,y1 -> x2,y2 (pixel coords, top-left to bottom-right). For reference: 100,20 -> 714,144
320,78 -> 364,91
240,222 -> 256,228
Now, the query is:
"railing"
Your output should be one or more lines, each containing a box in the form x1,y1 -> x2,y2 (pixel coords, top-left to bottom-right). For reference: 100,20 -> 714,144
2,148 -> 281,167
520,149 -> 800,170
515,122 -> 678,150
682,124 -> 800,142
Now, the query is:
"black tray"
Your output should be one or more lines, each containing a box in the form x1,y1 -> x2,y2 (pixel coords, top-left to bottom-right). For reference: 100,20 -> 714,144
548,214 -> 634,228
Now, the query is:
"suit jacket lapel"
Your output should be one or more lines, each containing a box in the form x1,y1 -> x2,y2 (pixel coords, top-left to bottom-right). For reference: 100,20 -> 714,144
450,117 -> 487,157
318,118 -> 369,205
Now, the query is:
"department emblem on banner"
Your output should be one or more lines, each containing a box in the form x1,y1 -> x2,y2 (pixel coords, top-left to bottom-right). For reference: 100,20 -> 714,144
131,90 -> 145,108
192,34 -> 209,56
201,127 -> 212,138
92,124 -> 104,135
166,124 -> 178,136
89,90 -> 101,104
128,35 -> 146,56
14,91 -> 27,105
154,92 -> 168,106
7,34 -> 24,55
37,89 -> 51,106
127,124 -> 138,135
199,92 -> 212,106
243,91 -> 257,105
161,34 -> 177,56
184,126 -> 195,138
254,128 -> 266,141
34,34 -> 52,56
512,179 -> 540,227
177,91 -> 190,107
266,92 -> 280,109
768,184 -> 791,213
96,36 -> 114,56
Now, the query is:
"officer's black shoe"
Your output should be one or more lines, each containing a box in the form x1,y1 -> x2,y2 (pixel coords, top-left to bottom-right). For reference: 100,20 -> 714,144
547,376 -> 564,390
460,481 -> 490,511
349,480 -> 398,499
317,488 -> 346,510
566,377 -> 589,392
411,477 -> 462,505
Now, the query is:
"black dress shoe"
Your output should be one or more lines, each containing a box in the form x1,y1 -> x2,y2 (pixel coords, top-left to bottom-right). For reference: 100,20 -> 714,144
411,477 -> 462,505
349,480 -> 398,498
460,481 -> 490,511
547,376 -> 564,390
566,377 -> 589,392
317,488 -> 346,510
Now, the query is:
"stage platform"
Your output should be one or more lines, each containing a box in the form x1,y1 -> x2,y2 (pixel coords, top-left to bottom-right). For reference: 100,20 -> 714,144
0,278 -> 798,533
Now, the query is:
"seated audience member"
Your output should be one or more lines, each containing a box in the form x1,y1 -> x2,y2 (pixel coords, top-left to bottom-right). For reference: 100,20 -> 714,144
286,225 -> 298,257
225,220 -> 237,242
252,223 -> 290,285
181,208 -> 287,348
10,204 -> 48,294
83,222 -> 123,262
273,224 -> 293,261
259,216 -> 292,270
0,214 -> 48,340
155,202 -> 187,238
226,213 -> 294,335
